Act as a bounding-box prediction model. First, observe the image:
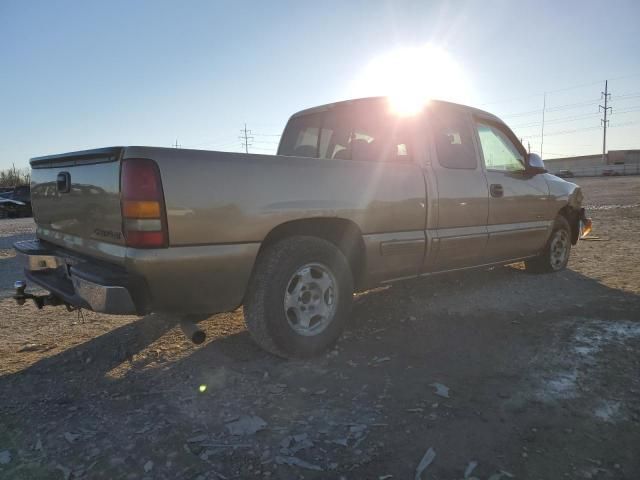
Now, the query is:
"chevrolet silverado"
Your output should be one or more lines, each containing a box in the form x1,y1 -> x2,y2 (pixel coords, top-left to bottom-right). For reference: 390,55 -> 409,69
14,97 -> 591,358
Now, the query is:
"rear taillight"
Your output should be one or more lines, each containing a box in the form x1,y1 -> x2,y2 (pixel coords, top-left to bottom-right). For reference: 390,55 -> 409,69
120,158 -> 168,248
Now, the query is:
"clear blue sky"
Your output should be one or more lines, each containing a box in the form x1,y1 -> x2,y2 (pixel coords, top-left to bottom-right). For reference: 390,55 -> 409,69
1,0 -> 639,169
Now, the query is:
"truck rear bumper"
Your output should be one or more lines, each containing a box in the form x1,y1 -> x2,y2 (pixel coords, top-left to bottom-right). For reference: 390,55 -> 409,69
14,238 -> 261,316
14,239 -> 144,315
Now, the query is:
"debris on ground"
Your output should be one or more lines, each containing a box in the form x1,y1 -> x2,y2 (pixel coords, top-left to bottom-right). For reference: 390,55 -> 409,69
265,383 -> 286,394
63,432 -> 80,444
370,356 -> 391,365
275,455 -> 323,471
55,464 -> 71,480
144,460 -> 154,473
464,460 -> 478,478
0,450 -> 12,465
414,447 -> 436,480
280,433 -> 314,454
225,415 -> 267,435
488,470 -> 514,480
430,382 -> 450,398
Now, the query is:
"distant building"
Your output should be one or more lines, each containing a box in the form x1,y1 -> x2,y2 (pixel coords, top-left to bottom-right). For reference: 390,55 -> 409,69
544,149 -> 640,174
608,149 -> 640,165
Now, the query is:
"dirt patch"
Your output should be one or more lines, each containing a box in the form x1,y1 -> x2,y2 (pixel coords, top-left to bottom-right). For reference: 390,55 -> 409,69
1,177 -> 639,479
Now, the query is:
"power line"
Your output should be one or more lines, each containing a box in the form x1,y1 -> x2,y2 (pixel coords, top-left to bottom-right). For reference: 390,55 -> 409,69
523,120 -> 640,139
510,111 -> 601,129
239,123 -> 254,154
479,73 -> 640,107
500,99 -> 600,119
600,80 -> 612,164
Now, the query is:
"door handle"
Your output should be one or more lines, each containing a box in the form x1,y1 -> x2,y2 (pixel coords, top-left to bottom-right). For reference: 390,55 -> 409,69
490,184 -> 503,198
57,172 -> 71,193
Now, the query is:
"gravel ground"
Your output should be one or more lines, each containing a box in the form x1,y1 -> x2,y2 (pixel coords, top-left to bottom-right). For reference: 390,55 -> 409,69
1,176 -> 639,480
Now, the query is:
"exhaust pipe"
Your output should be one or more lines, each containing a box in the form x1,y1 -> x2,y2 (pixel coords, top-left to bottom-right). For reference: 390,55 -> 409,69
180,318 -> 206,345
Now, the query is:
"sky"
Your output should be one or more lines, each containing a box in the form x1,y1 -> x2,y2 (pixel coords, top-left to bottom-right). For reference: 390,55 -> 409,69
1,0 -> 639,170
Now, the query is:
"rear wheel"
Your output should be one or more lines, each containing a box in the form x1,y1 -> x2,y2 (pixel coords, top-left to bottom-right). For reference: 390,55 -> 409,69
525,215 -> 572,273
244,236 -> 353,358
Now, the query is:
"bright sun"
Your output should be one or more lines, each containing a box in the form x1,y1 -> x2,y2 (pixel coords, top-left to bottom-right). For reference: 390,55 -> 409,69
352,44 -> 470,116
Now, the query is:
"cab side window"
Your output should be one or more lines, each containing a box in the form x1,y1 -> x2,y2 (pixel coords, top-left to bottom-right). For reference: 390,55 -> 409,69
476,123 -> 525,172
349,104 -> 411,162
278,114 -> 322,158
280,103 -> 412,162
431,110 -> 477,169
318,109 -> 353,160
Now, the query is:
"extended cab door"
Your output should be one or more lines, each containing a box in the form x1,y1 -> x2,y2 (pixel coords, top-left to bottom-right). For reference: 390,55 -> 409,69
473,119 -> 552,262
425,105 -> 490,271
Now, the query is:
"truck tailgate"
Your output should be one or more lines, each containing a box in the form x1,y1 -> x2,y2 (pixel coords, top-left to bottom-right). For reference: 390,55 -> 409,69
30,147 -> 126,264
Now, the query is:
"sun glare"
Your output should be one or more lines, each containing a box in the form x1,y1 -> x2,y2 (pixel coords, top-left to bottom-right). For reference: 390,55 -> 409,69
352,44 -> 470,116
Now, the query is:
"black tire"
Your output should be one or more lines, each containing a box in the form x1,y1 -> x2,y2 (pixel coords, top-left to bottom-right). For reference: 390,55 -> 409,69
244,236 -> 353,359
525,215 -> 572,274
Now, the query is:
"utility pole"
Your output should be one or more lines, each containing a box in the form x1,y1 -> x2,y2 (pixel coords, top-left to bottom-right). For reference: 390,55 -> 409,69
599,80 -> 612,164
172,138 -> 181,148
239,123 -> 253,154
540,92 -> 547,158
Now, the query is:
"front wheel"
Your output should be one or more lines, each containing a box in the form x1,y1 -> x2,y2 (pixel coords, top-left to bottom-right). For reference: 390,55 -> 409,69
244,236 -> 353,358
525,215 -> 572,273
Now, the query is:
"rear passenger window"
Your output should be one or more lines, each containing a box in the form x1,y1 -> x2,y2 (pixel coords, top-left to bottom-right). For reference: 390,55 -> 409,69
280,102 -> 413,162
349,104 -> 412,162
318,109 -> 353,160
431,109 -> 477,169
278,114 -> 322,158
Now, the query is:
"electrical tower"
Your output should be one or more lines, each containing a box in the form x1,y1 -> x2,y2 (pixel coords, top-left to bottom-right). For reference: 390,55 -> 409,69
172,138 -> 181,148
599,80 -> 612,164
239,123 -> 254,154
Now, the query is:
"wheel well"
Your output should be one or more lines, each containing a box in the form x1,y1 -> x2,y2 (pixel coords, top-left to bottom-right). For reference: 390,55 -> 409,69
259,218 -> 366,287
558,206 -> 580,244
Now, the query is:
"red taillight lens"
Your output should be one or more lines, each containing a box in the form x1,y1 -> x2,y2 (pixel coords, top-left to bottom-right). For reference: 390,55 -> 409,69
121,159 -> 168,248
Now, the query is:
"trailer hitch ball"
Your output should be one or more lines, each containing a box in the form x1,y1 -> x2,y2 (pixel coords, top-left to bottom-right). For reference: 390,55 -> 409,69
14,280 -> 27,306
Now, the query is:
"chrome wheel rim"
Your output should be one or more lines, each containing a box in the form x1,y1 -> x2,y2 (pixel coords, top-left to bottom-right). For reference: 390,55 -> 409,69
550,229 -> 570,270
284,263 -> 338,336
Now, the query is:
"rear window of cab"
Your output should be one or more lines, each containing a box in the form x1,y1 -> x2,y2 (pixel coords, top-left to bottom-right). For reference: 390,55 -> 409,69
278,103 -> 412,162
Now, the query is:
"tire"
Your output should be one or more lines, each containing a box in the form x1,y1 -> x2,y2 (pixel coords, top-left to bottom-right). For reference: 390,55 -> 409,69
525,215 -> 572,274
244,236 -> 354,359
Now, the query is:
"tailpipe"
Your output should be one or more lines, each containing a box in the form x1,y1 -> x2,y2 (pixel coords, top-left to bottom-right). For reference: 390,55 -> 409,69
180,318 -> 206,345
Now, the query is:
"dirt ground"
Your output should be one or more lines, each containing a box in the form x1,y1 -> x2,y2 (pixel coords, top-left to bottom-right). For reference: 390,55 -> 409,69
1,176 -> 639,480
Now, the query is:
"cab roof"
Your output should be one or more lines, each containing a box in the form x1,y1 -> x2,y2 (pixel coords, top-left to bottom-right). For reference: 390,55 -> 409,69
290,96 -> 503,124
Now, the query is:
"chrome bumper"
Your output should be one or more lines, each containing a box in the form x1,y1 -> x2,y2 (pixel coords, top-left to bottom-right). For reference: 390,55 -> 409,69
15,240 -> 139,315
69,275 -> 137,314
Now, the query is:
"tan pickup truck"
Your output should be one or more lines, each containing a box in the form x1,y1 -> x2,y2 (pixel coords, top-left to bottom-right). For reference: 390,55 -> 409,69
14,97 -> 591,358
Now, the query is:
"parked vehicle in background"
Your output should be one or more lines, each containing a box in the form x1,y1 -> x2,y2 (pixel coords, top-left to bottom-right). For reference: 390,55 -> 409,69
556,169 -> 574,178
602,168 -> 620,176
14,97 -> 591,358
0,185 -> 31,218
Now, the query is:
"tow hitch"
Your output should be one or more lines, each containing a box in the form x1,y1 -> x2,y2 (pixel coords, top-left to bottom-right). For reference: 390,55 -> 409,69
13,280 -> 69,310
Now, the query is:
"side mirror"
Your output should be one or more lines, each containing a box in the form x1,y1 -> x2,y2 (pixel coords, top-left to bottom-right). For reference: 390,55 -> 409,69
527,153 -> 547,174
